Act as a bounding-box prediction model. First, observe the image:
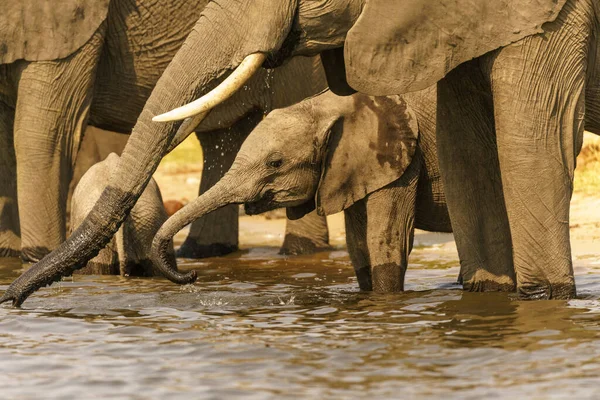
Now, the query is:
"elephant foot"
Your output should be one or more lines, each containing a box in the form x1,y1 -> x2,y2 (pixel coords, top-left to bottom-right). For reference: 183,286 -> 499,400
0,233 -> 21,258
75,262 -> 120,276
354,266 -> 373,291
462,269 -> 516,293
125,260 -> 160,278
372,263 -> 405,292
20,246 -> 51,263
464,280 -> 515,293
279,233 -> 331,256
518,283 -> 576,300
0,247 -> 21,258
176,241 -> 238,259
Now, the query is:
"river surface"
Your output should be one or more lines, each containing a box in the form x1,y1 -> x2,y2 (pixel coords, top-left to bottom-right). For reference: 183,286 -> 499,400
1,229 -> 600,399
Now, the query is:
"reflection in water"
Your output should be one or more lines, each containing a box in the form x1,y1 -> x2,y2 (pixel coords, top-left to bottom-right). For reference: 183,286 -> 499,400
1,247 -> 600,399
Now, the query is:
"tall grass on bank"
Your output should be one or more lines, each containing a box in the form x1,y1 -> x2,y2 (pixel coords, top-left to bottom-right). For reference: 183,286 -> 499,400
157,135 -> 203,174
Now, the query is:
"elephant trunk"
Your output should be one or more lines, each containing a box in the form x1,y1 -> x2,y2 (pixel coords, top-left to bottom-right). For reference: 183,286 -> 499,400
0,52 -> 200,305
151,177 -> 239,277
1,0 -> 296,307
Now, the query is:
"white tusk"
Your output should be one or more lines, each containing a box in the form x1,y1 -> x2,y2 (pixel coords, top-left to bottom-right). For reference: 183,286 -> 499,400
153,53 -> 267,122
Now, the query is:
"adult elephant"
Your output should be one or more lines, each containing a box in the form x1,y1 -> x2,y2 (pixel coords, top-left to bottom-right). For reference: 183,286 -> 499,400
0,0 -> 328,262
3,0 -> 597,305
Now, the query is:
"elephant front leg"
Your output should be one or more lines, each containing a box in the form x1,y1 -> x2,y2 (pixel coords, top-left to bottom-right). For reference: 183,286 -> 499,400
13,25 -> 105,262
0,101 -> 20,257
280,211 -> 330,255
344,159 -> 420,293
177,124 -> 249,258
365,160 -> 420,292
437,60 -> 516,292
344,202 -> 372,291
487,0 -> 592,299
76,240 -> 120,275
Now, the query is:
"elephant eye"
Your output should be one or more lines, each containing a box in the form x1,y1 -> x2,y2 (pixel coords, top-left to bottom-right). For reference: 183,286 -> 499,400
267,158 -> 283,169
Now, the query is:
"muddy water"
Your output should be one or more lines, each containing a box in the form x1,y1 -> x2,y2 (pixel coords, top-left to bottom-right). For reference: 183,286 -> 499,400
1,234 -> 600,399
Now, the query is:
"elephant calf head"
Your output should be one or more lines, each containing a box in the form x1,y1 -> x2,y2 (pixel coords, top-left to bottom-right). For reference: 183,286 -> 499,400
150,89 -> 419,267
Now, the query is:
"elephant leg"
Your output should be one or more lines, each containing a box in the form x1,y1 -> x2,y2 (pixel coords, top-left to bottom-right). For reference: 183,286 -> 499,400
586,91 -> 600,135
14,25 -> 106,262
343,202 -> 372,291
77,237 -> 120,275
177,115 -> 257,258
486,0 -> 593,299
365,157 -> 420,292
280,211 -> 330,255
436,59 -> 516,292
343,158 -> 420,292
0,100 -> 20,257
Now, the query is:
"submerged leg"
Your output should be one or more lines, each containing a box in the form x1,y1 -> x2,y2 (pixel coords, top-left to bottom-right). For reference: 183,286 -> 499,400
0,99 -> 19,257
344,202 -> 372,291
365,157 -> 420,292
280,210 -> 330,255
486,0 -> 593,299
436,60 -> 516,292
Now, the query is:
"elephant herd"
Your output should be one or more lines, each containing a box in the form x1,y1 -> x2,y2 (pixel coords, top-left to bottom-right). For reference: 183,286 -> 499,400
1,0 -> 599,306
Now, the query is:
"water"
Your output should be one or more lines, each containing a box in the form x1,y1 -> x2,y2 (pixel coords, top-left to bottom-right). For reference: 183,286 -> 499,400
2,237 -> 600,399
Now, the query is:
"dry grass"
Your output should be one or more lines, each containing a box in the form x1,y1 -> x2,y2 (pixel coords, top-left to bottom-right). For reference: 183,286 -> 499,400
158,135 -> 203,173
574,132 -> 600,196
153,135 -> 204,202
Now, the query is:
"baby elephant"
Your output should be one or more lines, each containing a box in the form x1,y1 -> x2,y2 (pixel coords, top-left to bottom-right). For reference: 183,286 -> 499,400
151,88 -> 451,292
71,153 -> 176,276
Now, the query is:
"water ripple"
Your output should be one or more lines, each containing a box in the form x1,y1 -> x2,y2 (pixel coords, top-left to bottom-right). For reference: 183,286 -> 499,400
1,247 -> 600,399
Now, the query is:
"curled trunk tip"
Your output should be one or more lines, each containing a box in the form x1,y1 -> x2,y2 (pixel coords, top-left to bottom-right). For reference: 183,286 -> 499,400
151,181 -> 235,283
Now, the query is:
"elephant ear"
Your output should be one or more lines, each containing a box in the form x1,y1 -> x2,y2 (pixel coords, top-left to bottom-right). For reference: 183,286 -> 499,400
0,0 -> 110,64
316,95 -> 418,216
344,0 -> 567,95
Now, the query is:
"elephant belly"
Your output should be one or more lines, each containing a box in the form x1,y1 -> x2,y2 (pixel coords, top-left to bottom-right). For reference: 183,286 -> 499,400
89,0 -> 202,133
414,142 -> 451,233
0,64 -> 18,105
415,176 -> 452,233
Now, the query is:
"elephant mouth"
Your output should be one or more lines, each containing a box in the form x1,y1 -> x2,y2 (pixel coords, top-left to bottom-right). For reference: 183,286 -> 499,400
244,189 -> 277,215
286,200 -> 316,220
244,189 -> 310,216
244,201 -> 276,216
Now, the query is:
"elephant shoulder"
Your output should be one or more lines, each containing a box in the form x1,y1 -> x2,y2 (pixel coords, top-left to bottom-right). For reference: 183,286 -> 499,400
0,0 -> 110,64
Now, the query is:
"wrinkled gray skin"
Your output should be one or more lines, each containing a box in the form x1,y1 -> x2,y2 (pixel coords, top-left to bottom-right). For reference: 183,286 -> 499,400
4,0 -> 599,306
71,153 -> 176,276
0,0 -> 328,263
151,89 -> 452,292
